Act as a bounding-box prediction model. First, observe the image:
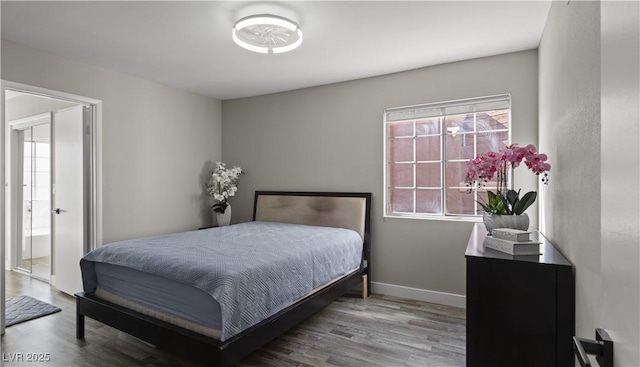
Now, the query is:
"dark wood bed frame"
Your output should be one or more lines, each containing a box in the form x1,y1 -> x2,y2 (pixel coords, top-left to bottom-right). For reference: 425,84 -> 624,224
75,191 -> 372,366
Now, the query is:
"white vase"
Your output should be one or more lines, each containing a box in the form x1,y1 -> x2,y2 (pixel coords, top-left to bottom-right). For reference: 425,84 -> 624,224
482,212 -> 529,235
215,204 -> 232,227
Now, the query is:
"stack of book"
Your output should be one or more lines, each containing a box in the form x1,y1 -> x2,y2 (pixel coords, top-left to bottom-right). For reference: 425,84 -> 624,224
484,228 -> 542,255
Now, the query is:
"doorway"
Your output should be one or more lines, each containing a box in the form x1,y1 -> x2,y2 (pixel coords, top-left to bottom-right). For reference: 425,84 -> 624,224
1,82 -> 102,335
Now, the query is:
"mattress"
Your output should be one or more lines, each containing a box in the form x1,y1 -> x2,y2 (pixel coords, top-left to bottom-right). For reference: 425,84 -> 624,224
93,264 -> 359,340
81,221 -> 363,341
94,262 -> 222,335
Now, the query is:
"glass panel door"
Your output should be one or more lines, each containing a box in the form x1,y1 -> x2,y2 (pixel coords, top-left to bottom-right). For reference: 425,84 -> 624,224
30,123 -> 51,279
15,124 -> 51,281
16,128 -> 33,273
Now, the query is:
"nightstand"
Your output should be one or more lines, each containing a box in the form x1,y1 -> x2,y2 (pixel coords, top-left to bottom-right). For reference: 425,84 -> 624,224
198,225 -> 216,230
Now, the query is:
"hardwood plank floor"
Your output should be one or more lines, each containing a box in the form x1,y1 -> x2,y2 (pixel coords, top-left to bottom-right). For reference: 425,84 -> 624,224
19,256 -> 51,281
1,271 -> 466,366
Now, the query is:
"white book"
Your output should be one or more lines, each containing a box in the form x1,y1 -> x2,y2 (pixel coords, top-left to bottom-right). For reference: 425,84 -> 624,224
491,228 -> 532,242
484,236 -> 542,255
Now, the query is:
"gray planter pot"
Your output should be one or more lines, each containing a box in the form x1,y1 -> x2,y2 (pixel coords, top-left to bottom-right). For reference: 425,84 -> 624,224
482,212 -> 529,235
213,204 -> 232,227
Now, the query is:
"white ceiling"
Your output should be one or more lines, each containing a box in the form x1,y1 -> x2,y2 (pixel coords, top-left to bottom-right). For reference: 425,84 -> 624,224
1,1 -> 551,100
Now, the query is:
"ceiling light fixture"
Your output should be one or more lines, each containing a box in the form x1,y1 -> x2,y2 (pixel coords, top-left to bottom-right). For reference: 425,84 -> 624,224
232,14 -> 303,54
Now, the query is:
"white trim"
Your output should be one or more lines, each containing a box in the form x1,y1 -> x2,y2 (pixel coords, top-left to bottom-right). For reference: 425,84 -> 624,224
90,102 -> 103,250
2,81 -> 100,106
371,281 -> 466,309
1,84 -> 6,335
9,112 -> 51,130
384,214 -> 482,223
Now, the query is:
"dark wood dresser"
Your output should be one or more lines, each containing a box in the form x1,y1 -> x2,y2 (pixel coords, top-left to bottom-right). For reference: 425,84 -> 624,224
465,224 -> 575,367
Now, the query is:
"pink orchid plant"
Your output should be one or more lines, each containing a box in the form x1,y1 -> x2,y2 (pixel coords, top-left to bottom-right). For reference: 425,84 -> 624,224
465,144 -> 550,215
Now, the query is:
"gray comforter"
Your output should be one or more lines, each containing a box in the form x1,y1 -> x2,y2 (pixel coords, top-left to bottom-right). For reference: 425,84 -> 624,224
80,221 -> 363,341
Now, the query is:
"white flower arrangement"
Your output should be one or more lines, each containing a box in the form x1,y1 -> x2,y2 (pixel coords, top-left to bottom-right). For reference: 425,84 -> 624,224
207,162 -> 244,213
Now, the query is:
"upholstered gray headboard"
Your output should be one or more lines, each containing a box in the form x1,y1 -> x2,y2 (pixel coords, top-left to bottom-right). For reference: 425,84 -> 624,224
253,191 -> 371,242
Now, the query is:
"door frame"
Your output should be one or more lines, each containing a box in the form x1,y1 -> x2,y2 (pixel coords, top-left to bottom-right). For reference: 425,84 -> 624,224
1,80 -> 103,334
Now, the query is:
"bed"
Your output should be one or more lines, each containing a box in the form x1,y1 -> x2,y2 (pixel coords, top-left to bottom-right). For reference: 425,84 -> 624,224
75,191 -> 372,366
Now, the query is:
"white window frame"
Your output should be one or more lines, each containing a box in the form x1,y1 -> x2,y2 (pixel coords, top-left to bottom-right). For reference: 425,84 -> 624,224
383,94 -> 511,221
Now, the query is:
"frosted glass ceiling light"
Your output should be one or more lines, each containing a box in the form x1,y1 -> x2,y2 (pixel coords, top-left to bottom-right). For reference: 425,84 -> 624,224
232,14 -> 303,54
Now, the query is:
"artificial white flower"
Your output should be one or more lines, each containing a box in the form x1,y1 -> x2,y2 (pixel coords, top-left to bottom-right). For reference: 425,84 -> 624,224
207,162 -> 244,213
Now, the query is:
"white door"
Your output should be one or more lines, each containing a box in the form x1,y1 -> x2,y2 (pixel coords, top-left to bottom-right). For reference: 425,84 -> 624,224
52,105 -> 86,296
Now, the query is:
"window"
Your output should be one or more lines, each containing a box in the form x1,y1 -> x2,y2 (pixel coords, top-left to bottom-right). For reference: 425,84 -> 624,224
384,94 -> 511,219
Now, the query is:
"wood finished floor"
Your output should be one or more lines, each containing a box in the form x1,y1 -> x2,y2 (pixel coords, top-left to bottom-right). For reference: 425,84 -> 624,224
1,271 -> 466,366
19,256 -> 51,281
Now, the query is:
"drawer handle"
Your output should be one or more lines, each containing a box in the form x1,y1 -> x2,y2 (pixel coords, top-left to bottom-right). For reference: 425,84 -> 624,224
573,328 -> 613,367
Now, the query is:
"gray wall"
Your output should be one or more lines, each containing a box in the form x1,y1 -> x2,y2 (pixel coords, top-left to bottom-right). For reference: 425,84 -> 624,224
222,50 -> 539,300
2,40 -> 223,244
540,2 -> 640,364
600,2 -> 640,364
539,0 -> 601,340
538,2 -> 601,336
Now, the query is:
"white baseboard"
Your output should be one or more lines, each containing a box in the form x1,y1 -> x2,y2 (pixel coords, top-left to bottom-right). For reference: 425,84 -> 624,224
371,281 -> 466,309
